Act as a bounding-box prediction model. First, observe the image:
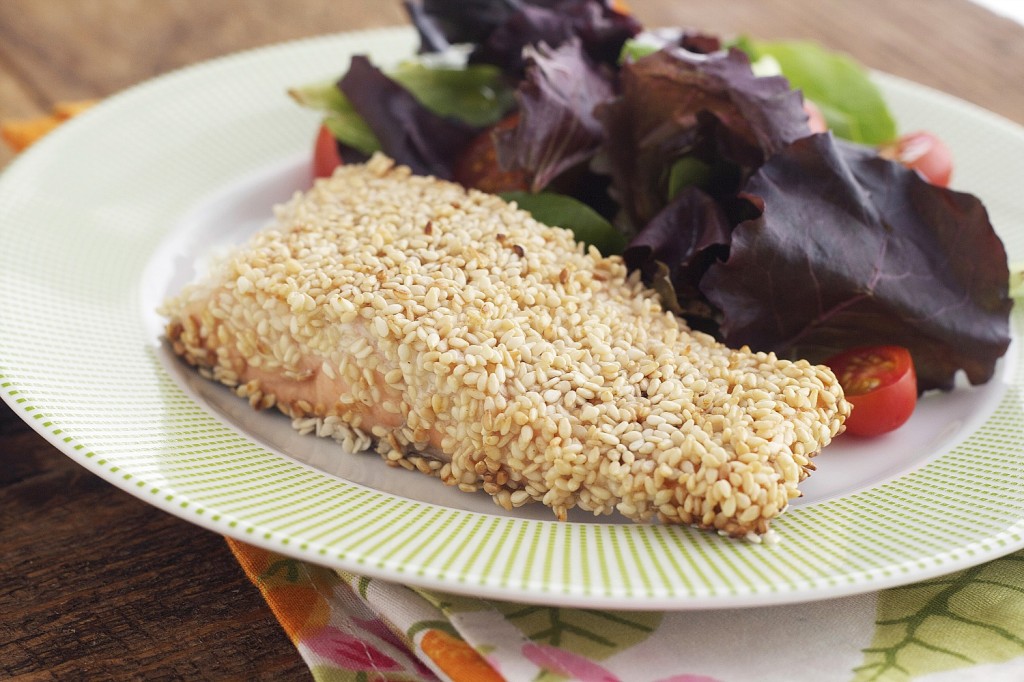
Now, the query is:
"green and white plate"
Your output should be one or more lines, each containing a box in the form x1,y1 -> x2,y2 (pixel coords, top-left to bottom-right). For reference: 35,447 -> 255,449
2,27 -> 1023,610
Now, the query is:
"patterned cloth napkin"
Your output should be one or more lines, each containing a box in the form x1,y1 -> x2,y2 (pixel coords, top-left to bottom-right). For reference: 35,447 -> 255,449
8,105 -> 1024,682
227,538 -> 1024,682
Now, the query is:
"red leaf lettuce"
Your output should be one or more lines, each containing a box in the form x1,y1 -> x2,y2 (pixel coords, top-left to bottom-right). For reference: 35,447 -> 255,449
338,56 -> 480,179
494,38 -> 615,192
594,46 -> 811,235
701,133 -> 1012,391
404,0 -> 640,73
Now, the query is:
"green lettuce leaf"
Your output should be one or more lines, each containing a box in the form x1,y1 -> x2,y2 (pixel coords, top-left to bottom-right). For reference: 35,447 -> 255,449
619,37 -> 660,62
501,191 -> 626,256
388,61 -> 515,127
289,80 -> 381,155
736,37 -> 897,144
289,60 -> 515,156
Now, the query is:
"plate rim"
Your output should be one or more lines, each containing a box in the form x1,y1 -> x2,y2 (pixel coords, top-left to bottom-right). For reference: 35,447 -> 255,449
2,26 -> 1023,610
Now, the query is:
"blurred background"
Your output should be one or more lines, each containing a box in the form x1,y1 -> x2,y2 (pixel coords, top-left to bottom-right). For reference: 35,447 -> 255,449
3,0 -> 1024,168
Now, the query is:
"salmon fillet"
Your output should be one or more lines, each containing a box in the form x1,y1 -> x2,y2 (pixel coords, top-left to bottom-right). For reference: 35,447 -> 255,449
161,153 -> 849,537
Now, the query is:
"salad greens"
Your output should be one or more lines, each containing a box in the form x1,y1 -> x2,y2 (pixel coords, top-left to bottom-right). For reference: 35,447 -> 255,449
736,37 -> 897,144
335,55 -> 482,178
383,61 -> 515,126
404,0 -> 642,74
290,80 -> 380,155
290,61 -> 515,157
703,135 -> 1010,390
500,190 -> 626,256
493,39 -> 615,193
593,46 -> 812,235
293,0 -> 1011,391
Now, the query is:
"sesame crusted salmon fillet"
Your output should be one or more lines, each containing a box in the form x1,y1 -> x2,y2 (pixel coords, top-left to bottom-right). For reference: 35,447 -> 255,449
160,153 -> 850,537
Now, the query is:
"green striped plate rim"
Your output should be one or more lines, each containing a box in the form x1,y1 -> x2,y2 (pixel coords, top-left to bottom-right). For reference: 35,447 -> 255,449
2,27 -> 1023,609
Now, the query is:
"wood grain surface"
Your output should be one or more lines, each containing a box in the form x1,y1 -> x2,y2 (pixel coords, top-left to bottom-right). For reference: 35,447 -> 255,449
2,0 -> 1024,678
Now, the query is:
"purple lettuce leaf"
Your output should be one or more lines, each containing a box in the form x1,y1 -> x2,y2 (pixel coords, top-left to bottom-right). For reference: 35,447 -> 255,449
701,133 -> 1012,391
592,46 -> 810,234
623,185 -> 731,328
337,56 -> 480,179
470,1 -> 640,74
547,0 -> 642,66
404,0 -> 639,74
678,32 -> 722,55
403,0 -> 521,52
471,4 -> 577,75
493,38 -> 616,192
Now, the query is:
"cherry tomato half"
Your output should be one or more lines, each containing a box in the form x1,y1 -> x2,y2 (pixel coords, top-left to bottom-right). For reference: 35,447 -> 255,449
825,345 -> 918,437
313,124 -> 343,178
879,131 -> 953,187
803,98 -> 828,134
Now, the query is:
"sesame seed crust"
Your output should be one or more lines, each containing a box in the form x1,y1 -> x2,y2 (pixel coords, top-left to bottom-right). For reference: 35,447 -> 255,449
161,153 -> 850,536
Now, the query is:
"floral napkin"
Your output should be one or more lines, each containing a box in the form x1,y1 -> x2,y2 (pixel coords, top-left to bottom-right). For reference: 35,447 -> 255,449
8,104 -> 1024,682
227,538 -> 1024,682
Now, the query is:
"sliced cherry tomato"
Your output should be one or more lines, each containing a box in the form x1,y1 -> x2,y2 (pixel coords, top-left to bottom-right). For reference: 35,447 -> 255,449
313,123 -> 343,178
803,98 -> 828,134
452,113 -> 531,193
825,345 -> 917,437
878,131 -> 953,187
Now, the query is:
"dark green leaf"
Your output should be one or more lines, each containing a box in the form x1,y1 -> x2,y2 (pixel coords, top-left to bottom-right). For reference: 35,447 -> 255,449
389,62 -> 515,127
667,156 -> 712,199
501,191 -> 626,256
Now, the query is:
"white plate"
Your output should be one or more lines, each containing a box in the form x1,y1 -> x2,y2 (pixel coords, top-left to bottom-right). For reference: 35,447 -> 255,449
3,27 -> 1024,610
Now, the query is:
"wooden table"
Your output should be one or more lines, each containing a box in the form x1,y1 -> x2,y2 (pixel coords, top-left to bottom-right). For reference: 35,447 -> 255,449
2,0 -> 1023,678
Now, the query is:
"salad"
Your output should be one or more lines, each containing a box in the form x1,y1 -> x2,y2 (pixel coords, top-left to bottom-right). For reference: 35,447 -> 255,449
290,0 -> 1012,437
